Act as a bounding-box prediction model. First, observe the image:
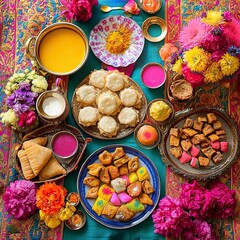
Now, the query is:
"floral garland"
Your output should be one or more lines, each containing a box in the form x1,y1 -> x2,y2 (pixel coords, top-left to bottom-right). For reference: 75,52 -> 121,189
160,10 -> 240,87
0,69 -> 48,131
152,180 -> 236,240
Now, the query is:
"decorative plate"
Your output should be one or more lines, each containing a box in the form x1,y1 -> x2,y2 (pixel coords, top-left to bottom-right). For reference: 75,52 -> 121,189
77,145 -> 160,229
71,72 -> 147,140
89,15 -> 145,67
159,107 -> 239,181
15,122 -> 89,184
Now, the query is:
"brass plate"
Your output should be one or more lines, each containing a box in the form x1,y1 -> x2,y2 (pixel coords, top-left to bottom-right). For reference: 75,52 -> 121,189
142,17 -> 167,42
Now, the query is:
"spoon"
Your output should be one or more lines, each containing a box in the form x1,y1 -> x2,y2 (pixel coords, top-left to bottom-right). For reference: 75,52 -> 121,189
100,5 -> 124,13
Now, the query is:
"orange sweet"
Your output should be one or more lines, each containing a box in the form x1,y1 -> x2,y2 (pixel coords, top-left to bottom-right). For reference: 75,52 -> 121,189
137,125 -> 158,146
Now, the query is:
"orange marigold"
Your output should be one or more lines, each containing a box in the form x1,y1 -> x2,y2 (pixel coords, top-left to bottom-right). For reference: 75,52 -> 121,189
36,182 -> 67,215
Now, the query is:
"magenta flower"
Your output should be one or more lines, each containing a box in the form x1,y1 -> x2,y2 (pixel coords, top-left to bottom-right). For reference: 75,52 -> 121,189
223,11 -> 232,22
179,18 -> 211,50
2,180 -> 37,220
182,219 -> 218,240
211,50 -> 225,62
180,180 -> 214,219
18,110 -> 37,127
182,65 -> 205,87
152,196 -> 193,238
61,0 -> 97,22
208,181 -> 236,219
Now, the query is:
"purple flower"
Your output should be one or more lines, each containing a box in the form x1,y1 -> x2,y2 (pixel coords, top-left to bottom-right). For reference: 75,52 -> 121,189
180,180 -> 214,219
152,196 -> 193,238
182,219 -> 218,240
208,181 -> 236,219
2,180 -> 37,220
228,45 -> 240,57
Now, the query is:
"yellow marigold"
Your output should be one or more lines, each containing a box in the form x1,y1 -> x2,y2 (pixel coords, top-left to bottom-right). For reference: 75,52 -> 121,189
204,62 -> 223,83
184,47 -> 210,73
173,58 -> 183,74
201,10 -> 223,26
219,53 -> 240,76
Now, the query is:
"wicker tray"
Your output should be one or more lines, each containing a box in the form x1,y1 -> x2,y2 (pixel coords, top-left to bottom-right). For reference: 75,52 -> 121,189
71,74 -> 148,140
15,122 -> 90,183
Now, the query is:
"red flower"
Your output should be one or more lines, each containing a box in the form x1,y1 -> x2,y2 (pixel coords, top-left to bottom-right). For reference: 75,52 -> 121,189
182,65 -> 204,87
18,110 -> 37,127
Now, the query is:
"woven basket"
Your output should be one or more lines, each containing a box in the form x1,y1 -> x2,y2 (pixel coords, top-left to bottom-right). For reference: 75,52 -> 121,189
15,122 -> 90,184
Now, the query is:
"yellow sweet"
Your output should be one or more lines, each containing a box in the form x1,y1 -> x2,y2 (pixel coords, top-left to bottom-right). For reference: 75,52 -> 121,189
39,210 -> 61,229
59,202 -> 76,221
149,100 -> 172,122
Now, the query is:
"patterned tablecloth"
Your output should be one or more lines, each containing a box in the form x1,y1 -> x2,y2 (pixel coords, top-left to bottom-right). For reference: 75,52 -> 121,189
0,0 -> 239,240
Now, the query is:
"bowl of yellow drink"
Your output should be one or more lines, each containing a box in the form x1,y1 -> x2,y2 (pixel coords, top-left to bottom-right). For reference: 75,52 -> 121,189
27,22 -> 89,76
146,98 -> 175,125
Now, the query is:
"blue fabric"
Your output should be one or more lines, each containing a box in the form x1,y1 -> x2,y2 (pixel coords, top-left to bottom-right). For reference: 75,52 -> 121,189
64,1 -> 166,239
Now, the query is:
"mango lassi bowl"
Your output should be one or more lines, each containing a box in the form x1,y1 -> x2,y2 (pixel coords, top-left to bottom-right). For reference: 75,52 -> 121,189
26,22 -> 89,76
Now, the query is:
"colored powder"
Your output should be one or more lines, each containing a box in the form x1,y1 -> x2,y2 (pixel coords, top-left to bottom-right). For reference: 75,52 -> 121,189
142,64 -> 166,88
52,132 -> 77,157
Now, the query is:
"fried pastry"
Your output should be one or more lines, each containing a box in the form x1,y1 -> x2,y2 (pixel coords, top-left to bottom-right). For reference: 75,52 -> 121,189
98,116 -> 119,137
208,134 -> 220,142
105,70 -> 128,92
112,147 -> 125,160
113,155 -> 131,168
128,156 -> 139,173
85,186 -> 99,199
193,120 -> 203,132
118,107 -> 139,127
83,176 -> 101,187
78,106 -> 100,127
127,181 -> 142,197
102,202 -> 119,220
183,118 -> 194,128
213,121 -> 222,130
17,150 -> 35,180
27,137 -> 48,146
107,165 -> 120,179
87,163 -> 103,177
23,141 -> 52,176
38,156 -> 66,180
119,87 -> 142,108
212,151 -> 223,163
182,128 -> 198,137
191,134 -> 206,144
202,124 -> 214,136
142,180 -> 155,194
181,139 -> 192,152
76,84 -> 97,106
201,146 -> 216,159
170,128 -> 180,137
89,69 -> 107,89
97,90 -> 121,115
98,150 -> 113,165
207,113 -> 217,123
119,163 -> 129,175
115,204 -> 134,221
169,135 -> 180,147
139,193 -> 153,205
99,167 -> 111,185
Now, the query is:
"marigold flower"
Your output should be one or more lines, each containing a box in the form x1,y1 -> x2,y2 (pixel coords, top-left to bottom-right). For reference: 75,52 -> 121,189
201,10 -> 223,26
219,53 -> 240,76
204,62 -> 223,83
184,47 -> 210,72
172,58 -> 183,74
36,182 -> 67,215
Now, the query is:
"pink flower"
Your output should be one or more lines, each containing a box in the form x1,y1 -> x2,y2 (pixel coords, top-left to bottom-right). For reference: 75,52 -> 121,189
208,181 -> 236,219
179,18 -> 211,50
61,0 -> 96,22
2,180 -> 37,220
152,196 -> 193,238
202,33 -> 228,53
182,65 -> 205,87
182,219 -> 218,240
124,0 -> 140,15
223,17 -> 240,47
18,110 -> 37,127
180,180 -> 214,219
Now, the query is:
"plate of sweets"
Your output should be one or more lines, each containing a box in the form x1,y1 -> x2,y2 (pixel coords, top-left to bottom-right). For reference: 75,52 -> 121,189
77,145 -> 160,229
71,69 -> 147,140
89,15 -> 145,67
159,107 -> 239,181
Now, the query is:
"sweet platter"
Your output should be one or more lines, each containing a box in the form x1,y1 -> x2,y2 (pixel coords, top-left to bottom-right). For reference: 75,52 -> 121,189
77,145 -> 160,229
71,70 -> 147,140
159,107 -> 239,181
15,123 -> 88,183
89,15 -> 145,67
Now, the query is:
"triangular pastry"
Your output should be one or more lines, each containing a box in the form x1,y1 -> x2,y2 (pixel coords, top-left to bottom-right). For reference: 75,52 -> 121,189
27,137 -> 48,146
17,150 -> 35,180
38,156 -> 66,180
23,141 -> 52,176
